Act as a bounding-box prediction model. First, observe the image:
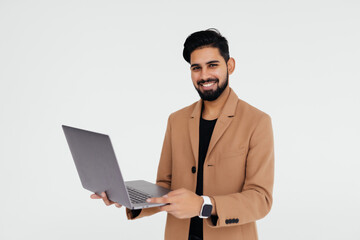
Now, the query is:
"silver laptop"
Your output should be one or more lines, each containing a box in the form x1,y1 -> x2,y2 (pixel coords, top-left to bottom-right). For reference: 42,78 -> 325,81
62,125 -> 170,210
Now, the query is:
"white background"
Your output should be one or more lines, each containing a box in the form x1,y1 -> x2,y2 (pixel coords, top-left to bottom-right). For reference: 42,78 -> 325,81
1,0 -> 359,239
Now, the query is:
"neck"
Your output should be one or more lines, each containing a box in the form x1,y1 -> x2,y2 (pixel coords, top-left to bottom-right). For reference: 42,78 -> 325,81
202,86 -> 230,120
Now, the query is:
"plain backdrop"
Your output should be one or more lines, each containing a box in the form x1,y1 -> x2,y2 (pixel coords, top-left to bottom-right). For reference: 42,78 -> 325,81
1,0 -> 359,239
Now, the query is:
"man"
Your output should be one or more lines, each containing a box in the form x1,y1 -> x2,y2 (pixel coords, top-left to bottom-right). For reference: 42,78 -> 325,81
91,29 -> 274,240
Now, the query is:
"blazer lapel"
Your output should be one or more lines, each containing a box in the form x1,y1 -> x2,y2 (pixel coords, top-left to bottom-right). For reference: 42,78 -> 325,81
188,88 -> 239,166
189,99 -> 202,167
205,88 -> 239,161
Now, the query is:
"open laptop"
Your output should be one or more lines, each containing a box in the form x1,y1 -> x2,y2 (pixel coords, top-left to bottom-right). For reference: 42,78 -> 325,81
62,125 -> 170,210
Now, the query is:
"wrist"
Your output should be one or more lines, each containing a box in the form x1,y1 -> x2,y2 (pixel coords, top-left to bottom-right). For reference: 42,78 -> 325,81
199,196 -> 213,218
209,196 -> 216,215
198,195 -> 204,213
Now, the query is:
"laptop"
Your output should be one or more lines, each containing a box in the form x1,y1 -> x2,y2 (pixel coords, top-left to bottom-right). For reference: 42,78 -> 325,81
62,125 -> 170,210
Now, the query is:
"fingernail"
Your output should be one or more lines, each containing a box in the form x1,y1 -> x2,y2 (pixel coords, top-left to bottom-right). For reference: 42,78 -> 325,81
163,195 -> 168,198
146,199 -> 151,202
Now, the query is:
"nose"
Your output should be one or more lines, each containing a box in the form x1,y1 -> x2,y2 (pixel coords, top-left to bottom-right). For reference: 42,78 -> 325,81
200,68 -> 211,81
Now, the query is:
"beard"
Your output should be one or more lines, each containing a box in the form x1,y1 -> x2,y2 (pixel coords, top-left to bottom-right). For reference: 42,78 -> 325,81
194,72 -> 229,101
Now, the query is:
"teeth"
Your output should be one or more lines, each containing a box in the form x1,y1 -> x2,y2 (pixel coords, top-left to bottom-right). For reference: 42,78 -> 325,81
203,82 -> 215,87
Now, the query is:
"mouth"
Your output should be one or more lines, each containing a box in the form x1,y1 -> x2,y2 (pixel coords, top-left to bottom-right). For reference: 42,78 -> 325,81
199,80 -> 218,90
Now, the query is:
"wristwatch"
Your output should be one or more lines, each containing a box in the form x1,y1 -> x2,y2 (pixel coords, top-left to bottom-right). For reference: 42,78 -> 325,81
199,196 -> 213,218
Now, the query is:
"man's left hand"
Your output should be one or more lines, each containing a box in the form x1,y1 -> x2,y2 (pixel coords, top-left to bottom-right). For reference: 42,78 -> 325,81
147,188 -> 203,219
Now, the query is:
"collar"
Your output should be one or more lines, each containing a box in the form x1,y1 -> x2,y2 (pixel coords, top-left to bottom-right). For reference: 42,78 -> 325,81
190,87 -> 239,120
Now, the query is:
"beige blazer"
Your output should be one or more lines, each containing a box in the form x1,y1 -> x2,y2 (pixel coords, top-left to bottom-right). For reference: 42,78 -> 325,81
126,88 -> 274,240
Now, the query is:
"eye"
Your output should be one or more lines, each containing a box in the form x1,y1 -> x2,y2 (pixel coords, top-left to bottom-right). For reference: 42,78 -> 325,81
192,66 -> 200,71
209,64 -> 218,68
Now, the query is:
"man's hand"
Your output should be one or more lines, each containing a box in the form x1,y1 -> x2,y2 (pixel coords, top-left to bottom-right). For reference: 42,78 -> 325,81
147,188 -> 203,219
90,192 -> 122,208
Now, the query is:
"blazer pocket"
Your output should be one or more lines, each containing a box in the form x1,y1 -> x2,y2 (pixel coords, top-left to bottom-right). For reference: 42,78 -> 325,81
214,147 -> 247,191
220,147 -> 246,160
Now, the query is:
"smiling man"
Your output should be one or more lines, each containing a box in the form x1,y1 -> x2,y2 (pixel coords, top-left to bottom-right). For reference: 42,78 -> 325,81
91,29 -> 274,240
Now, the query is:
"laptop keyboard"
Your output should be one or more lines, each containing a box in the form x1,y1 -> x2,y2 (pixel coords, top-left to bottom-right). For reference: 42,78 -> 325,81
126,186 -> 152,204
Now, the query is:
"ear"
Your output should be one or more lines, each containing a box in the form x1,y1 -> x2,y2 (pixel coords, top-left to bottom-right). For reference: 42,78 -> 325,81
227,57 -> 236,75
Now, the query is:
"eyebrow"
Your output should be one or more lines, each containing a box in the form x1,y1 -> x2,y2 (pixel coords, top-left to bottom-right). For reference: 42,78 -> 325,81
191,60 -> 220,68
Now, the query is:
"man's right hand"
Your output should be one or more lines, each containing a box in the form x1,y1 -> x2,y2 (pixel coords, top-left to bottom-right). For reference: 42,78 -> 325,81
90,192 -> 122,208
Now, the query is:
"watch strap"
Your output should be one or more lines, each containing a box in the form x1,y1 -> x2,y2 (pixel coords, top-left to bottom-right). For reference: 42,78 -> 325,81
199,196 -> 212,218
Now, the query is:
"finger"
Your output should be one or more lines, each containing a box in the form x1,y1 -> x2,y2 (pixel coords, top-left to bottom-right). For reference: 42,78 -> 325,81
114,203 -> 122,208
90,194 -> 101,199
101,191 -> 114,202
167,188 -> 186,197
159,204 -> 175,213
101,192 -> 113,206
147,196 -> 171,204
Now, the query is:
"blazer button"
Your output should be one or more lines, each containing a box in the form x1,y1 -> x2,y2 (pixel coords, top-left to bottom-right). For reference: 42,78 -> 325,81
191,166 -> 196,174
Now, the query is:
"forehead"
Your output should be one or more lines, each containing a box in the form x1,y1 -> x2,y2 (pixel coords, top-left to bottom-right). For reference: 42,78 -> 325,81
190,47 -> 224,65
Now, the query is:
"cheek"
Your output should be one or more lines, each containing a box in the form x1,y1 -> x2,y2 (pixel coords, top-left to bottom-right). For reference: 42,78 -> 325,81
214,69 -> 225,78
213,71 -> 227,82
191,73 -> 199,84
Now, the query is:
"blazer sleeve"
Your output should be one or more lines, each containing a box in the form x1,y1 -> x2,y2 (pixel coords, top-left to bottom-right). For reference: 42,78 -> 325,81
126,114 -> 173,220
205,114 -> 274,228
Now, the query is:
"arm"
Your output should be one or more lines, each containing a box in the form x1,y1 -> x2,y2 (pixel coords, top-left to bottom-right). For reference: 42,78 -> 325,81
206,114 -> 274,227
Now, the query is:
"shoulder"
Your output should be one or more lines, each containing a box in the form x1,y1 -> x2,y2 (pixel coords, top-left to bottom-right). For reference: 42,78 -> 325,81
236,98 -> 271,124
166,101 -> 198,123
169,102 -> 197,119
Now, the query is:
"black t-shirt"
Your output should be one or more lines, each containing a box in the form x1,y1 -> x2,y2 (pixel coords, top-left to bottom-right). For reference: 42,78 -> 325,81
188,116 -> 217,239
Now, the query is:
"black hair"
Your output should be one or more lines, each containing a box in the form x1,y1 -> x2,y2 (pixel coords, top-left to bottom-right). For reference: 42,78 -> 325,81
182,28 -> 230,64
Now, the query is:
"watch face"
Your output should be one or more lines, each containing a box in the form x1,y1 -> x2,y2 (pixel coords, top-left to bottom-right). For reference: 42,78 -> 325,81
202,204 -> 212,217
